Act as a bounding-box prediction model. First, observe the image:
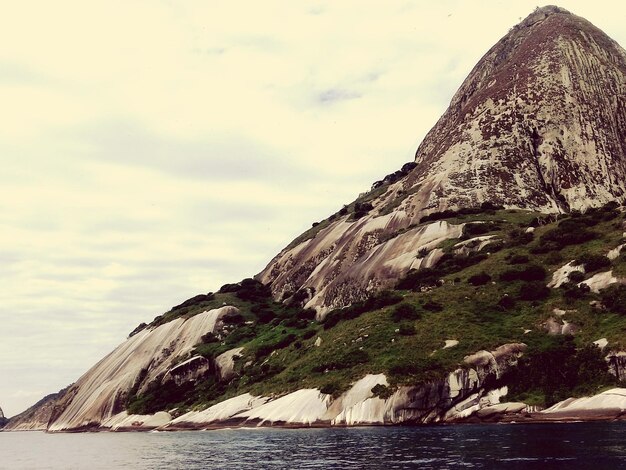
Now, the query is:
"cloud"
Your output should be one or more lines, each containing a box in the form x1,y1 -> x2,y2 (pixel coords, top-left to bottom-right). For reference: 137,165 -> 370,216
75,119 -> 322,185
0,62 -> 51,86
316,88 -> 362,104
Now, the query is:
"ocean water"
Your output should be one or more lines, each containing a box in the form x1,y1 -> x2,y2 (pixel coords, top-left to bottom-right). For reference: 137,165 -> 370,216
1,422 -> 625,469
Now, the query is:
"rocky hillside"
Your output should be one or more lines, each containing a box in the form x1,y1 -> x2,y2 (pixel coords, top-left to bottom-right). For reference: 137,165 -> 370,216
20,202 -> 626,431
259,5 -> 626,314
8,6 -> 626,432
3,388 -> 69,431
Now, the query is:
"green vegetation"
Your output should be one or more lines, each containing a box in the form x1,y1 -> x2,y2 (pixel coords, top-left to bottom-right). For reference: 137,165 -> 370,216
419,202 -> 505,224
468,272 -> 492,286
600,284 -> 626,315
127,203 -> 626,414
371,383 -> 394,399
391,303 -> 421,321
574,253 -> 611,273
506,335 -> 617,406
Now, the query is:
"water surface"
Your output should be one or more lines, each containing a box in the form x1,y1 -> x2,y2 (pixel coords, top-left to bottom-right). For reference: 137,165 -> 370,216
1,422 -> 625,469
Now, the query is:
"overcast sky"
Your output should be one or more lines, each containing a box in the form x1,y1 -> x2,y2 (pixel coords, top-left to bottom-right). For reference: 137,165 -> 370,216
1,1 -> 624,417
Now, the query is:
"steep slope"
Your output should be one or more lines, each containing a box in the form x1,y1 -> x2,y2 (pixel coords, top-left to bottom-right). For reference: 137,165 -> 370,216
410,5 -> 626,212
11,6 -> 626,432
0,406 -> 7,428
3,389 -> 68,431
45,306 -> 235,431
30,204 -> 626,431
259,6 -> 626,313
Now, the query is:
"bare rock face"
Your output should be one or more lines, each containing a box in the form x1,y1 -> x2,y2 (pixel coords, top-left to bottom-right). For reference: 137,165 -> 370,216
45,306 -> 234,432
163,343 -> 526,429
215,347 -> 244,381
260,6 -> 626,313
260,220 -> 462,316
408,6 -> 626,214
539,387 -> 626,420
163,355 -> 212,387
2,389 -> 68,431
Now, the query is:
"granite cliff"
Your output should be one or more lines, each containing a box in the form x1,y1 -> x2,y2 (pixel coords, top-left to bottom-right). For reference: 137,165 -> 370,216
4,388 -> 70,431
7,6 -> 626,432
259,5 -> 626,313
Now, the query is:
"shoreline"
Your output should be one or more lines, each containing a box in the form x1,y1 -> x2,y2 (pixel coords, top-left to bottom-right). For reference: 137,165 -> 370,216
5,411 -> 623,434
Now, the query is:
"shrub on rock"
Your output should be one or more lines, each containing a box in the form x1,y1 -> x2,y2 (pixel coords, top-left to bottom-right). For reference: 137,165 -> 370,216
518,281 -> 550,301
600,284 -> 626,315
575,253 -> 611,272
468,272 -> 492,286
391,303 -> 421,321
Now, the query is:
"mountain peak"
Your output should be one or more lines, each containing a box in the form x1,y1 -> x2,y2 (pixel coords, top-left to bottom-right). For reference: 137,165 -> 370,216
524,5 -> 570,21
259,7 -> 626,312
411,5 -> 626,213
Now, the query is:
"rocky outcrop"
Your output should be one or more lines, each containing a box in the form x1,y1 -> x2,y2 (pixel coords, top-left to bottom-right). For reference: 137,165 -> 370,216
163,343 -> 526,430
581,270 -> 619,292
537,388 -> 626,421
9,318 -> 523,432
64,343 -> 523,432
215,347 -> 244,381
260,219 -> 464,316
608,243 -> 625,260
474,402 -> 528,419
548,261 -> 584,288
163,356 -> 211,386
0,406 -> 7,428
45,306 -> 235,432
453,235 -> 499,256
3,388 -> 68,431
447,388 -> 626,423
168,394 -> 270,429
409,6 -> 626,214
542,317 -> 578,335
101,411 -> 172,431
259,6 -> 626,312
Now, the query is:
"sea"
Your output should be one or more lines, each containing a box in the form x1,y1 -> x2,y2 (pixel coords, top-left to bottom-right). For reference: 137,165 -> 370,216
1,422 -> 625,469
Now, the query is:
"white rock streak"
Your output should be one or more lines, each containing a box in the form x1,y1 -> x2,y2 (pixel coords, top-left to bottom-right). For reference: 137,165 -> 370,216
102,411 -> 172,430
548,261 -> 584,288
237,389 -> 331,425
215,347 -> 244,381
542,388 -> 626,414
260,6 -> 626,314
48,306 -> 235,431
329,374 -> 388,425
260,219 -> 463,317
580,271 -> 618,293
171,394 -> 269,426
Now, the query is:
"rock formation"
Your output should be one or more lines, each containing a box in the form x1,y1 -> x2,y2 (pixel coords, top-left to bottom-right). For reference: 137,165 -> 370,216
3,390 -> 67,431
0,405 -> 7,428
47,343 -> 526,431
259,5 -> 626,313
9,6 -> 626,432
46,306 -> 235,432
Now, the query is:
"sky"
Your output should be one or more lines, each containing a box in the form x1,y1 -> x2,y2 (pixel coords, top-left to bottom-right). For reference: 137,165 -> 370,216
1,0 -> 625,417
